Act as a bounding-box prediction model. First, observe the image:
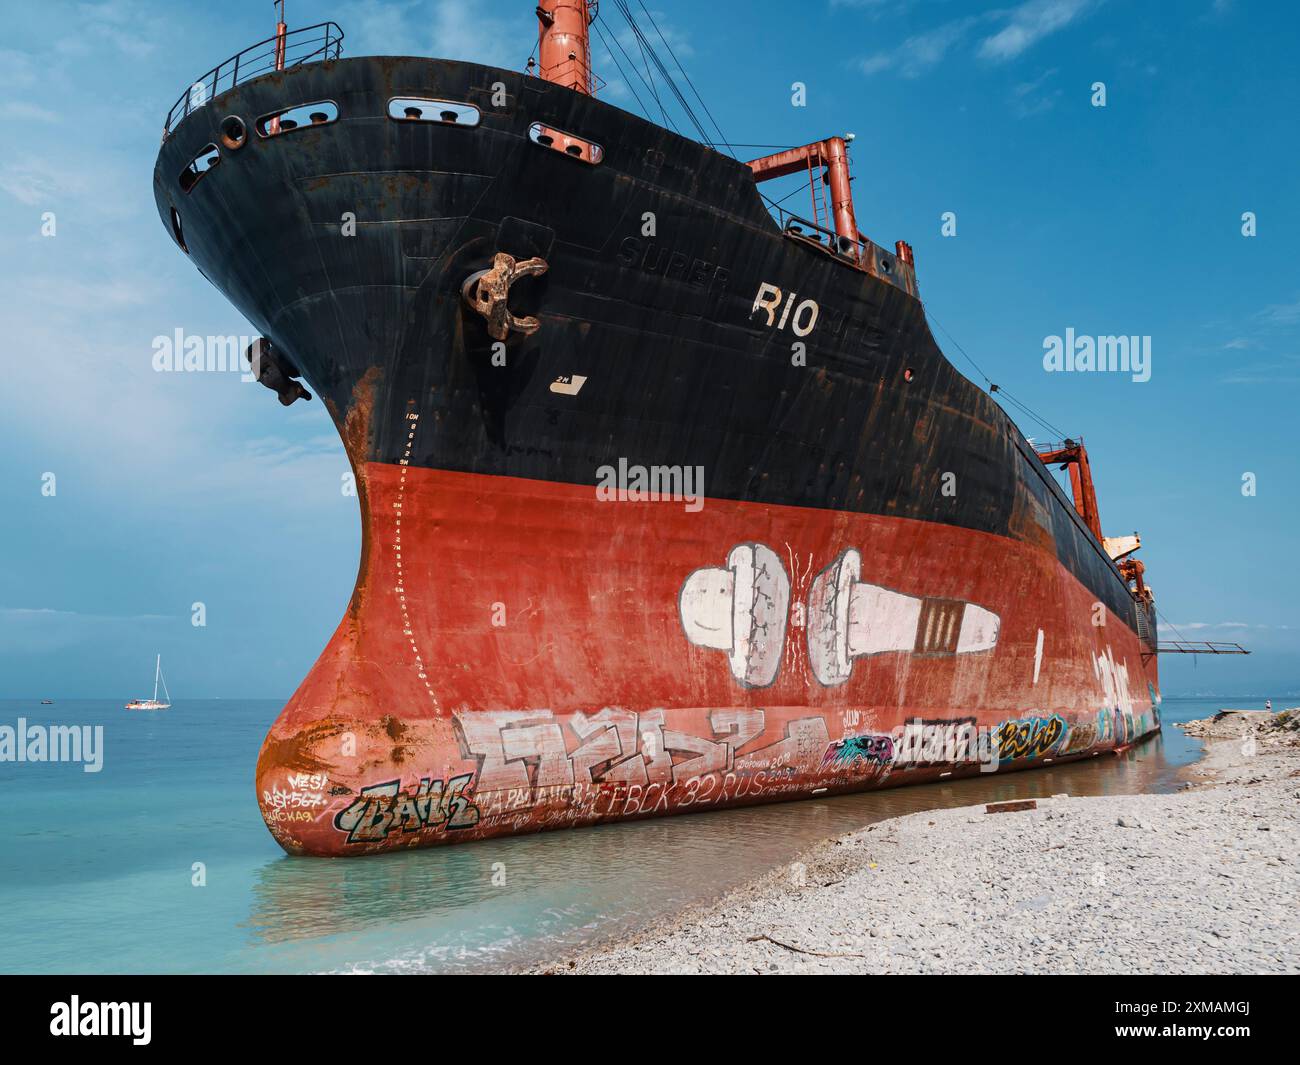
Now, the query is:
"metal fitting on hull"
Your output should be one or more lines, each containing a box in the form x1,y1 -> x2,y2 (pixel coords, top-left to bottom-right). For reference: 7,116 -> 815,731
462,252 -> 549,341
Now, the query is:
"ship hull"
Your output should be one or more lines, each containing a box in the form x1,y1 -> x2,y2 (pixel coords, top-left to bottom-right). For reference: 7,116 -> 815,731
151,54 -> 1160,856
256,461 -> 1158,856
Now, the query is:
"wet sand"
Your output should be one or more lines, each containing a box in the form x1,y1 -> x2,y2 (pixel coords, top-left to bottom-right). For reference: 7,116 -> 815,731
529,710 -> 1300,974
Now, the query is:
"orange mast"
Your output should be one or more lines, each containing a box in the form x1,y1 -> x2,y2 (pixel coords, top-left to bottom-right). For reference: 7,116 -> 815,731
273,0 -> 287,71
747,138 -> 861,256
1036,438 -> 1103,541
537,0 -> 596,95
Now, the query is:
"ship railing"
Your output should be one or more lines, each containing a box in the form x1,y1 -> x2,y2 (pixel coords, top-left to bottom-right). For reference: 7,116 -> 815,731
776,210 -> 862,261
1135,601 -> 1157,651
1033,437 -> 1083,455
163,22 -> 345,139
538,53 -> 608,96
773,208 -> 915,291
1157,640 -> 1250,655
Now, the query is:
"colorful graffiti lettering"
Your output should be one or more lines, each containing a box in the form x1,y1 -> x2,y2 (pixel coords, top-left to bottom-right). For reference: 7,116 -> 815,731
333,774 -> 480,844
997,714 -> 1065,761
1112,707 -> 1137,747
263,772 -> 329,811
893,718 -> 982,766
822,733 -> 894,773
454,708 -> 831,804
1059,721 -> 1099,755
1093,646 -> 1134,716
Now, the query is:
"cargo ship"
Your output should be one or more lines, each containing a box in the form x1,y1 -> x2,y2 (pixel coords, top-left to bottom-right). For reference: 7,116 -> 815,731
155,2 -> 1170,856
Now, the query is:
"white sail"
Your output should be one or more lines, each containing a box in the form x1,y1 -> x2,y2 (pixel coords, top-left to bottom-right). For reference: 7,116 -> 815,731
125,653 -> 172,710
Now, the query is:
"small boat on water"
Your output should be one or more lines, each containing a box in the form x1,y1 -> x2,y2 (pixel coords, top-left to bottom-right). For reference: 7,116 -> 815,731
40,699 -> 53,705
125,654 -> 172,711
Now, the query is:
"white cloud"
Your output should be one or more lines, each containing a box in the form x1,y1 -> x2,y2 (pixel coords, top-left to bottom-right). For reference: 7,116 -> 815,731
615,9 -> 695,60
18,276 -> 156,309
0,157 -> 86,207
0,606 -> 177,655
0,47 -> 38,89
1011,67 -> 1062,116
61,0 -> 162,60
335,0 -> 520,66
0,101 -> 61,122
857,16 -> 983,78
978,0 -> 1094,62
856,54 -> 894,75
856,1 -> 1096,79
1158,621 -> 1289,632
1263,295 -> 1300,324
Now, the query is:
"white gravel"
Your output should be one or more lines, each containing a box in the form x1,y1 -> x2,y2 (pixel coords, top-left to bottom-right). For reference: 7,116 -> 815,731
532,711 -> 1300,974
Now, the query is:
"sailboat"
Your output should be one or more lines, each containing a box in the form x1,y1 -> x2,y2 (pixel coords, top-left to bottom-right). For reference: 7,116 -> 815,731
125,654 -> 172,711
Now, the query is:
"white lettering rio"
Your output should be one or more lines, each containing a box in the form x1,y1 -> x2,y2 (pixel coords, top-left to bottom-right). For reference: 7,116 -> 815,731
752,282 -> 819,337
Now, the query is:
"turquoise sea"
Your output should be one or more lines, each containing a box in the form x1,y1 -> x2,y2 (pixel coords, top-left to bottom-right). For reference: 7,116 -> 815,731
0,695 -> 1265,973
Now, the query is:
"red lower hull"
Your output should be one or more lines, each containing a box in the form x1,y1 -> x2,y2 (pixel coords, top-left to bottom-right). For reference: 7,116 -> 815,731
256,463 -> 1159,856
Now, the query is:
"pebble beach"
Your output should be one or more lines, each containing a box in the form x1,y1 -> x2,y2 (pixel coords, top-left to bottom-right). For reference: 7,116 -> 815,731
532,709 -> 1300,974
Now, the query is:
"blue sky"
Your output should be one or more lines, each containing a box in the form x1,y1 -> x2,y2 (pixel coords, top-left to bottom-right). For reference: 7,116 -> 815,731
1,0 -> 1296,699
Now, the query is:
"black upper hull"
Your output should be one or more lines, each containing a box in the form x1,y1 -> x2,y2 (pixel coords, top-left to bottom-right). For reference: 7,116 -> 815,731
153,55 -> 1154,641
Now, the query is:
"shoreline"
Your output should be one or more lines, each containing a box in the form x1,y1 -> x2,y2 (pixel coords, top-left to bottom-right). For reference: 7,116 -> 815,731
527,710 -> 1299,974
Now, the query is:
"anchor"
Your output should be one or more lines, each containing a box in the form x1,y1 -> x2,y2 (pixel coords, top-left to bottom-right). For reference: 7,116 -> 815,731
461,252 -> 548,341
245,337 -> 311,406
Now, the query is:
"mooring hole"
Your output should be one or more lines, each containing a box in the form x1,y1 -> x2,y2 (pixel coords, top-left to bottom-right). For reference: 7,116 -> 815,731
178,142 -> 220,193
256,100 -> 339,137
387,97 -> 481,126
528,122 -> 603,164
219,114 -> 247,150
169,205 -> 187,252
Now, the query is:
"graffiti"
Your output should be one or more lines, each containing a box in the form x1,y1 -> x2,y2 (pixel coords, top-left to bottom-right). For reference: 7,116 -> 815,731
1093,645 -> 1134,717
678,544 -> 790,688
263,772 -> 329,811
807,549 -> 1000,687
680,543 -> 1001,689
997,714 -> 1065,761
1059,720 -> 1099,755
1112,707 -> 1136,747
262,786 -> 327,810
822,733 -> 894,774
455,708 -> 830,811
333,774 -> 479,844
326,694 -> 1157,846
265,809 -> 314,825
893,717 -> 984,767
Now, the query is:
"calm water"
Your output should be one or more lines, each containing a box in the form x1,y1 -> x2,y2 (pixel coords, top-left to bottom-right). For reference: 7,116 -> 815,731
0,696 -> 1256,973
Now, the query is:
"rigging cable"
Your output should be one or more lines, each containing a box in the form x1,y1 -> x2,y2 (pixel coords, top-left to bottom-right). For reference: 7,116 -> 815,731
590,17 -> 659,127
758,174 -> 818,214
622,8 -> 676,131
1153,605 -> 1192,647
925,309 -> 1071,443
612,0 -> 713,144
635,0 -> 732,155
593,6 -> 673,130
